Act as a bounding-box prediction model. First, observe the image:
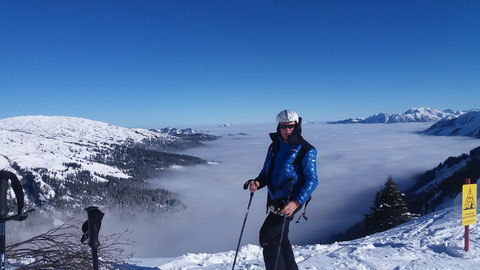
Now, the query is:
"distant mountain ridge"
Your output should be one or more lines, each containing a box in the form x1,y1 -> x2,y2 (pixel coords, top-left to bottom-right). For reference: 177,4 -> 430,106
153,127 -> 198,135
422,111 -> 480,138
0,115 -> 217,212
328,107 -> 473,124
150,127 -> 219,142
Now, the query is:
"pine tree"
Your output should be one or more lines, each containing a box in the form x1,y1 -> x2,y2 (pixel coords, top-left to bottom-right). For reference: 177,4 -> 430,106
364,176 -> 416,234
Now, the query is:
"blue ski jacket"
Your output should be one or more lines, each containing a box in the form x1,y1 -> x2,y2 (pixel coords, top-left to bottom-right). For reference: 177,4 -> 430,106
255,133 -> 318,206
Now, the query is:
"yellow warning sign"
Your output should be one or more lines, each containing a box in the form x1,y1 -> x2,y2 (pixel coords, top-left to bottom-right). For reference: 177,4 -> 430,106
462,184 -> 477,226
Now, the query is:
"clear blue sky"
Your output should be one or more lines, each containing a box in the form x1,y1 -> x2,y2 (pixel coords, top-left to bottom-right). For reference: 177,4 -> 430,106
1,0 -> 479,128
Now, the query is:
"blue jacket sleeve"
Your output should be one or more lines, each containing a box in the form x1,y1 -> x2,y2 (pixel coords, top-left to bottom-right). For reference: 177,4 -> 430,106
255,146 -> 272,189
295,147 -> 318,205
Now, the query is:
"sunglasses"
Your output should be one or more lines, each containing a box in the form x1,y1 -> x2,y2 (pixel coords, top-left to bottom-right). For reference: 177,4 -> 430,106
279,124 -> 295,129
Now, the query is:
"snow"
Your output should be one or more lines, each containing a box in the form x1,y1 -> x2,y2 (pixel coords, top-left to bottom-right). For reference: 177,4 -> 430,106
329,107 -> 473,124
0,115 -> 194,210
154,127 -> 198,135
423,111 -> 480,138
414,158 -> 470,195
0,115 -> 181,187
170,165 -> 185,171
130,203 -> 480,269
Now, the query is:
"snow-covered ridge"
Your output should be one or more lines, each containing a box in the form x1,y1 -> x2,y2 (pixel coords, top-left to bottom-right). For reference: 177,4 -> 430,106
422,111 -> 480,138
0,115 -> 179,144
328,107 -> 475,124
150,127 -> 219,141
0,115 -> 181,180
0,115 -> 213,211
406,145 -> 480,215
413,158 -> 470,196
152,127 -> 198,135
130,203 -> 480,269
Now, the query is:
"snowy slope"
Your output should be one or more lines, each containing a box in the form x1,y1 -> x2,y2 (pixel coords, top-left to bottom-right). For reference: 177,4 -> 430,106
151,127 -> 219,142
413,158 -> 470,196
0,115 -> 180,181
0,115 -> 209,209
329,107 -> 471,124
130,203 -> 480,269
423,111 -> 480,138
405,145 -> 480,215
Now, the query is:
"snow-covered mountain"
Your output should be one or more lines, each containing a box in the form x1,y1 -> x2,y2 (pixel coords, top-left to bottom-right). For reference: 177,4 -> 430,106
153,127 -> 198,135
151,127 -> 219,142
422,111 -> 480,138
328,107 -> 471,124
127,202 -> 480,269
406,146 -> 480,214
0,116 -> 178,179
0,115 -> 214,212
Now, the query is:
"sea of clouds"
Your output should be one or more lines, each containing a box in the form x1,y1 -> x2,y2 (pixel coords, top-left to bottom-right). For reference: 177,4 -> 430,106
101,122 -> 480,258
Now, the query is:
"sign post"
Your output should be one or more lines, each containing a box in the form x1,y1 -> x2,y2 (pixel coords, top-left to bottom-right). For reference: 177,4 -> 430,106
462,178 -> 476,252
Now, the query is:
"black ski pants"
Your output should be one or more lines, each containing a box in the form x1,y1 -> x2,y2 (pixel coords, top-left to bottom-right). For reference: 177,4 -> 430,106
259,212 -> 298,270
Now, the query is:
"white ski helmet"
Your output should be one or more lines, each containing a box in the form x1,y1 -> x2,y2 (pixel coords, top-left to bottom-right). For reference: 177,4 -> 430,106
276,109 -> 299,124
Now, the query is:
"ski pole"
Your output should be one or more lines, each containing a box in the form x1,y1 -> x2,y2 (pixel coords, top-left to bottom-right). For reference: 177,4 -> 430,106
0,170 -> 32,270
273,177 -> 294,270
81,206 -> 104,270
0,178 -> 7,270
232,180 -> 255,270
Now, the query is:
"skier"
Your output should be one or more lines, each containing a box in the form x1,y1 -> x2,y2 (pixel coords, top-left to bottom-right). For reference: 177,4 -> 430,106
248,109 -> 318,270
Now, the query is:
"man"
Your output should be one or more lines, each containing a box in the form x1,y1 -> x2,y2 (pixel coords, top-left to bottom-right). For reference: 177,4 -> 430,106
248,109 -> 318,270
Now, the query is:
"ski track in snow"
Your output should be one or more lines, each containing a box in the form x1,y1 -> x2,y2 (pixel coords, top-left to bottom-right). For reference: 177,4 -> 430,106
131,203 -> 480,269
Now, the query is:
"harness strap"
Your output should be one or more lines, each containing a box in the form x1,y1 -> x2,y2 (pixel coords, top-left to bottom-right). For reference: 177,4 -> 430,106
295,195 -> 312,223
292,139 -> 313,166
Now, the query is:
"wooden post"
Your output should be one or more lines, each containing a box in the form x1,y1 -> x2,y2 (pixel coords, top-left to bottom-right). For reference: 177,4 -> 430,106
465,178 -> 471,252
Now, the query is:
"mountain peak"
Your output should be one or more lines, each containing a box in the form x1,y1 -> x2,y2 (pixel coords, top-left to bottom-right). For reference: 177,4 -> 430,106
404,107 -> 434,114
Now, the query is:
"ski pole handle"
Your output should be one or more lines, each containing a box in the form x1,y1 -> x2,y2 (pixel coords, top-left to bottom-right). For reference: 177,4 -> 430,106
243,180 -> 252,190
85,206 -> 104,249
